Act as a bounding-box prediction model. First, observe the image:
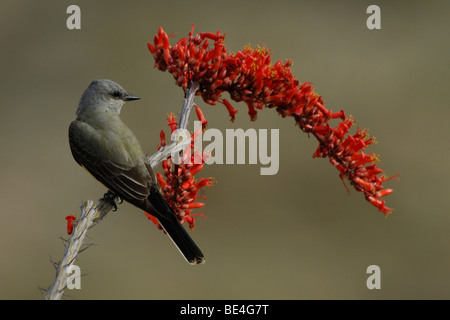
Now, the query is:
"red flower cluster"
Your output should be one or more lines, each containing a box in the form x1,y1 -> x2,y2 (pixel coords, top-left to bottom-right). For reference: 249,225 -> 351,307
145,108 -> 215,229
147,26 -> 396,215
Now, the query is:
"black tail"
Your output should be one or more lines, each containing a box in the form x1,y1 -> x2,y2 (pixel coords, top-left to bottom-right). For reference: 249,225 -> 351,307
147,187 -> 205,265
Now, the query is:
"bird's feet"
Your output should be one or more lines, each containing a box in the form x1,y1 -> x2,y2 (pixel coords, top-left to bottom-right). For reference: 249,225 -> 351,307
102,190 -> 123,211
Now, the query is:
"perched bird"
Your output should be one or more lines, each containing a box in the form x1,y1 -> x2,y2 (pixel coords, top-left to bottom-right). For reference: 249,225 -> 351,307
68,79 -> 205,264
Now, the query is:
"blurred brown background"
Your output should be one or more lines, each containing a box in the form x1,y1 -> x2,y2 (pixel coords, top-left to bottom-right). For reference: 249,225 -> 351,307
0,0 -> 448,299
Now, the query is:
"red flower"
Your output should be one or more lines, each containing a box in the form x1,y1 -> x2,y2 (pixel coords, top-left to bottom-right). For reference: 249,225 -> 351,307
65,215 -> 76,235
145,105 -> 215,229
157,130 -> 166,150
166,113 -> 178,133
194,104 -> 208,130
147,26 -> 396,216
222,99 -> 238,122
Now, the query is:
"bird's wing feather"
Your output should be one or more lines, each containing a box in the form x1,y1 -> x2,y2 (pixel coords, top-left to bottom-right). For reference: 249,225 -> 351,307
69,120 -> 151,203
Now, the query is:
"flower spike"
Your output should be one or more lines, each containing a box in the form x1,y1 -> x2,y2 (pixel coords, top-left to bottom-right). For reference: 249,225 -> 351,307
148,26 -> 396,216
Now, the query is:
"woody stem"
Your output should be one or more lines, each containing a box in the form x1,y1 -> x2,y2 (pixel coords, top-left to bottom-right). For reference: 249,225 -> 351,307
146,81 -> 199,168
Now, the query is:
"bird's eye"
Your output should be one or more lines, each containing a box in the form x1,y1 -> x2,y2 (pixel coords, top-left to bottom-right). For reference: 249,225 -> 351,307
112,91 -> 121,98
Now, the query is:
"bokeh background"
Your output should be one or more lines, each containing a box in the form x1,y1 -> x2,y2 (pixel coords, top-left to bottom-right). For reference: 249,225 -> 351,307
0,0 -> 448,300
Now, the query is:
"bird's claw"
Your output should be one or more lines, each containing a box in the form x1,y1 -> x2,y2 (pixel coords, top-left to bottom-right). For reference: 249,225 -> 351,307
102,191 -> 121,211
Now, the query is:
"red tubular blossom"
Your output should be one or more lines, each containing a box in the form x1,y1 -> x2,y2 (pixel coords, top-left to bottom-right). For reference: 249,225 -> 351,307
330,110 -> 346,120
222,99 -> 238,122
190,163 -> 204,176
159,27 -> 170,50
375,188 -> 394,198
195,178 -> 215,189
191,129 -> 202,144
199,31 -> 224,42
148,25 -> 396,216
246,102 -> 257,121
312,125 -> 331,134
182,179 -> 194,190
65,215 -> 76,235
158,130 -> 166,150
353,176 -> 376,194
156,172 -> 167,189
194,105 -> 208,130
166,113 -> 178,132
182,202 -> 205,209
365,195 -> 391,215
147,42 -> 156,55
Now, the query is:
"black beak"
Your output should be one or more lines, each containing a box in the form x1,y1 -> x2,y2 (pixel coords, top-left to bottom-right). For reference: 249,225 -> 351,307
123,94 -> 141,101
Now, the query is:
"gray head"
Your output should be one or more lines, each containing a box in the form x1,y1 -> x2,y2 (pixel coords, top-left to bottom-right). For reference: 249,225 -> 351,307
76,79 -> 140,116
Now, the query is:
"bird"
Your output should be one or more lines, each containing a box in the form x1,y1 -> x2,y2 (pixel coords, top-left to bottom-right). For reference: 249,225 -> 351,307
68,79 -> 205,264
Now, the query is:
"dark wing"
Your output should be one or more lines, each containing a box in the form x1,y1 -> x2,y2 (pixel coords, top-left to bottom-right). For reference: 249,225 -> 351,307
68,120 -> 151,206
